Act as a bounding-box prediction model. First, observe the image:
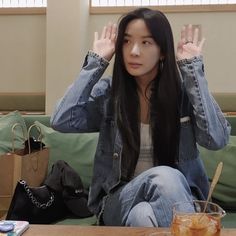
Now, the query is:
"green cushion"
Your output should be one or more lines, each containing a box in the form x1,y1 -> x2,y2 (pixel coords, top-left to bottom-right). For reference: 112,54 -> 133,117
23,115 -> 50,138
0,111 -> 27,155
23,115 -> 50,130
222,212 -> 236,228
199,136 -> 236,211
226,116 -> 236,136
55,215 -> 97,225
34,121 -> 99,189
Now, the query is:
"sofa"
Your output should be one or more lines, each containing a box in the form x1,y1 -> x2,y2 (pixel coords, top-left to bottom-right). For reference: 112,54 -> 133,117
0,110 -> 236,228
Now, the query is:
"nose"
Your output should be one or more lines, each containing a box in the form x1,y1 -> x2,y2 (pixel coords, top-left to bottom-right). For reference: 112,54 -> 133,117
131,43 -> 140,56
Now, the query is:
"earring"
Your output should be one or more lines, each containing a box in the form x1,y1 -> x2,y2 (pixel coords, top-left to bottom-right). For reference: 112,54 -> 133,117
159,59 -> 164,72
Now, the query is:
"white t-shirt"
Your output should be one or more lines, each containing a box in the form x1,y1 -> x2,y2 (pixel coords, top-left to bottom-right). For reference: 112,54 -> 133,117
133,123 -> 153,178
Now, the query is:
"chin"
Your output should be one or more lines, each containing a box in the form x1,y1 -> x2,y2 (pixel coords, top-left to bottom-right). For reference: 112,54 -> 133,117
127,70 -> 142,77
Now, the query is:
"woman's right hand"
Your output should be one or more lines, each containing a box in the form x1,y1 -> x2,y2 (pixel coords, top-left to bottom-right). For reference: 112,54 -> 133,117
93,23 -> 117,62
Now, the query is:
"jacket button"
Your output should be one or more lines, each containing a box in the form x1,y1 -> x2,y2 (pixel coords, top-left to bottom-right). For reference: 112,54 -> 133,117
113,153 -> 119,159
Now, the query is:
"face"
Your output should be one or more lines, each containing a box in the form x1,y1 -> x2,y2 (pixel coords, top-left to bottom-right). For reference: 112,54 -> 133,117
122,19 -> 162,84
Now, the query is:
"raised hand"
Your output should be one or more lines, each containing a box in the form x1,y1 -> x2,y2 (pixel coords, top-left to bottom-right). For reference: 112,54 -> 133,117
176,24 -> 205,61
93,22 -> 117,62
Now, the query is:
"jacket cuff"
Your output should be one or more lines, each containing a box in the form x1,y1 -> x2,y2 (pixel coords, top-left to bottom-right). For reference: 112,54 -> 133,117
88,50 -> 110,67
177,55 -> 203,66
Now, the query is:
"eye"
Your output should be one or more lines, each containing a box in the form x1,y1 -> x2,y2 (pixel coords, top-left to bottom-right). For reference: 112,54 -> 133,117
143,40 -> 151,45
123,38 -> 130,44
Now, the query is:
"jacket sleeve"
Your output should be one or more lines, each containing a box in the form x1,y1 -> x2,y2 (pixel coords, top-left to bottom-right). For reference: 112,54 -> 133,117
50,51 -> 111,133
177,56 -> 231,150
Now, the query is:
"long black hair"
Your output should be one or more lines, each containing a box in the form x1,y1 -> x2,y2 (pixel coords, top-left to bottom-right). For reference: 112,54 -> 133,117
111,8 -> 181,179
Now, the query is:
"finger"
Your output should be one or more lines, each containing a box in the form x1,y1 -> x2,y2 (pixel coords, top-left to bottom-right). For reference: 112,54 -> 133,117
111,23 -> 117,41
193,27 -> 199,45
94,31 -> 98,42
198,37 -> 206,51
101,26 -> 107,39
105,22 -> 112,39
187,24 -> 193,43
177,41 -> 183,55
181,26 -> 186,43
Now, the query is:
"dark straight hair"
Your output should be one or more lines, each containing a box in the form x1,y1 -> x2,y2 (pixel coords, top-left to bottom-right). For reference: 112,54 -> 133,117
111,8 -> 181,179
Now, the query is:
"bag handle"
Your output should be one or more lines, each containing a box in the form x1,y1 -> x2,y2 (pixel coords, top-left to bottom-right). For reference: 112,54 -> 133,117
27,124 -> 43,154
20,180 -> 54,209
11,123 -> 27,153
11,123 -> 44,154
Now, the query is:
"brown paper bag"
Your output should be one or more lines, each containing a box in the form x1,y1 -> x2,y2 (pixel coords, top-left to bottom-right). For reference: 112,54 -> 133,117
0,123 -> 49,218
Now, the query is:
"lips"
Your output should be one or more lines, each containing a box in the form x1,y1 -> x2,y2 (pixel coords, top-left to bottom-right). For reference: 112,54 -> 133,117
128,62 -> 142,69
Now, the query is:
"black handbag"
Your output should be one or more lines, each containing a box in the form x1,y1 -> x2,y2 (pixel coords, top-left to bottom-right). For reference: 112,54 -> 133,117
6,180 -> 68,224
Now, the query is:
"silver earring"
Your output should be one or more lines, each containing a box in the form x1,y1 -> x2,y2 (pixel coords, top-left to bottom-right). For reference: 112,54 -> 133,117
159,60 -> 164,72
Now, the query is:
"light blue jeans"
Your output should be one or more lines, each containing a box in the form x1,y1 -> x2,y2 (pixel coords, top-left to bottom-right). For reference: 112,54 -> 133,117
102,166 -> 194,227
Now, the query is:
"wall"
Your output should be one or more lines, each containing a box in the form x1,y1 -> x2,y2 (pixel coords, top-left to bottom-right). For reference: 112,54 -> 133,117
88,12 -> 236,93
168,12 -> 236,93
45,0 -> 90,114
0,14 -> 46,92
0,2 -> 236,114
47,5 -> 236,113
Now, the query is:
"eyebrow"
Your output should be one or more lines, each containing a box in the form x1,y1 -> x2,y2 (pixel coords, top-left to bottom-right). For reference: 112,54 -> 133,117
124,33 -> 153,39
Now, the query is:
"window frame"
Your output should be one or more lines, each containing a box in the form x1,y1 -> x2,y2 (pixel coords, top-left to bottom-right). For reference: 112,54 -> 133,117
89,0 -> 236,14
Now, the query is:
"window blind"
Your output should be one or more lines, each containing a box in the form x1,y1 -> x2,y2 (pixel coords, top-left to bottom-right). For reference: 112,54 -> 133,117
0,0 -> 47,7
91,0 -> 236,6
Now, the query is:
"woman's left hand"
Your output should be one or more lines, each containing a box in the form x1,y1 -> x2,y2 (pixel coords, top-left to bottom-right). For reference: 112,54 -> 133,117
176,24 -> 205,61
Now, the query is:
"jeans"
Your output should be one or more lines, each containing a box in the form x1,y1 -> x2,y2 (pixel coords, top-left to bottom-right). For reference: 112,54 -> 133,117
102,166 -> 193,227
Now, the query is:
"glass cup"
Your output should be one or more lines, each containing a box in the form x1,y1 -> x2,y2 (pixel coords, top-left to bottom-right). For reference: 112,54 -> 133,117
171,200 -> 226,236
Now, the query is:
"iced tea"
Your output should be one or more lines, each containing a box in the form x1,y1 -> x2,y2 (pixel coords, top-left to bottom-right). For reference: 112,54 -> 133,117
171,212 -> 221,236
171,200 -> 225,236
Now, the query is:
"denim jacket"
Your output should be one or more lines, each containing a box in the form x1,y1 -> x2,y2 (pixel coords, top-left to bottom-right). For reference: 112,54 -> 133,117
51,51 -> 231,217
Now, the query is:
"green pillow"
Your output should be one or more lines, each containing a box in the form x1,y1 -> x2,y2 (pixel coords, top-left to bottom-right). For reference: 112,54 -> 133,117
0,111 -> 27,155
34,121 -> 99,189
199,136 -> 236,211
226,116 -> 236,136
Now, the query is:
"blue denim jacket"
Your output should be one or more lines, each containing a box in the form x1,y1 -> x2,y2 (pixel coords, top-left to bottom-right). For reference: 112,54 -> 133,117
51,51 -> 231,216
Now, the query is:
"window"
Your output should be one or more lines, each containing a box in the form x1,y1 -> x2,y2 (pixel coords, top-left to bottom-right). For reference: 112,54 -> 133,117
90,0 -> 236,13
0,0 -> 47,8
0,0 -> 46,14
91,0 -> 236,6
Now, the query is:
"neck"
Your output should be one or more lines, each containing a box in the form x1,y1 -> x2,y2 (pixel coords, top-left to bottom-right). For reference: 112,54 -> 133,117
135,67 -> 158,92
136,78 -> 151,95
138,88 -> 150,124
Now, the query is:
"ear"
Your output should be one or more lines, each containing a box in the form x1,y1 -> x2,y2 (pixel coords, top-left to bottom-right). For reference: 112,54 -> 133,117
160,54 -> 165,61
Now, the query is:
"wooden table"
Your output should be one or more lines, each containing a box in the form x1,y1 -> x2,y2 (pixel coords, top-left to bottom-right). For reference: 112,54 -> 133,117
23,225 -> 236,236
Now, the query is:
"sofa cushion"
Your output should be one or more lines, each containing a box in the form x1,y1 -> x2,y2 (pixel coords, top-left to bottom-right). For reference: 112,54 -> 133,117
226,116 -> 236,136
0,111 -> 27,155
55,215 -> 97,225
199,135 -> 236,211
24,115 -> 50,138
34,121 -> 99,189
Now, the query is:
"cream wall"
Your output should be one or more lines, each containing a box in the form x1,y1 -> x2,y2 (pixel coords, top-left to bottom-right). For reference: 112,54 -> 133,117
46,0 -> 90,114
0,15 -> 46,92
88,12 -> 236,92
1,2 -> 236,114
47,4 -> 236,113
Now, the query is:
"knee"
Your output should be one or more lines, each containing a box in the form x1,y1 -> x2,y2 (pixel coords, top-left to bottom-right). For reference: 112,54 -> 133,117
146,166 -> 191,197
149,166 -> 185,182
126,202 -> 158,227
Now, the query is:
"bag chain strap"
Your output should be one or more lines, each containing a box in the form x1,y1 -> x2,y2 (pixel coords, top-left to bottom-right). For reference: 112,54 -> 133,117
20,180 -> 54,209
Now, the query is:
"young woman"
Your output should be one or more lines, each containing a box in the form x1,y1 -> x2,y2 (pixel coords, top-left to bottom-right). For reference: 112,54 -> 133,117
51,8 -> 230,227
